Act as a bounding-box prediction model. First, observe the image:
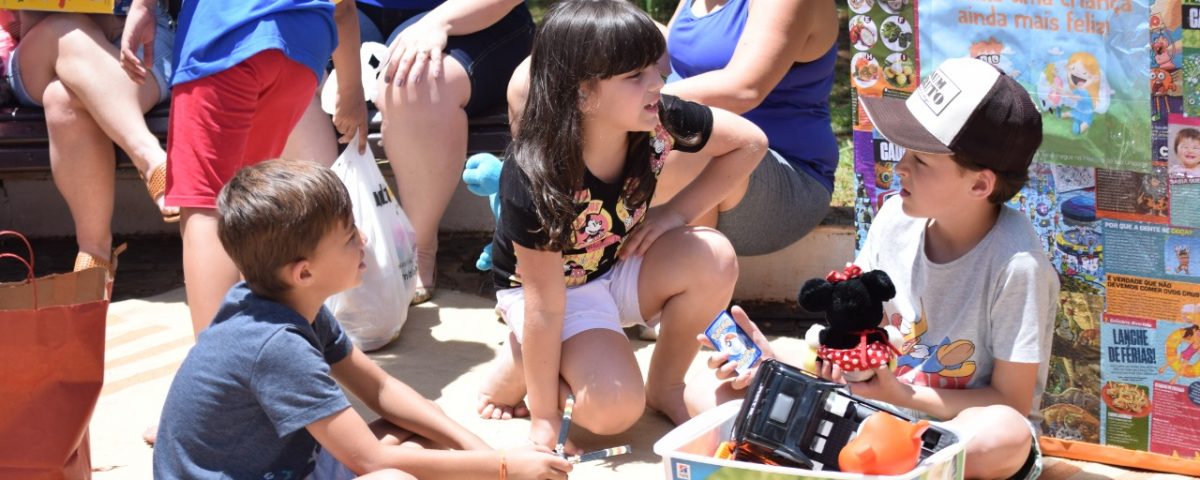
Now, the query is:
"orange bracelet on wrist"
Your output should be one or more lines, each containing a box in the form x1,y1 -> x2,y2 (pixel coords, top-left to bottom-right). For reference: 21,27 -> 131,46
499,449 -> 507,480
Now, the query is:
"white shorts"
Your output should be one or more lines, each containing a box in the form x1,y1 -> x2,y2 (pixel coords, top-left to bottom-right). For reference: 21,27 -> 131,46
496,255 -> 658,343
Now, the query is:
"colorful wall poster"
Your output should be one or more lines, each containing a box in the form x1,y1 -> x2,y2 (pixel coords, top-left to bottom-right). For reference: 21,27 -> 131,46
917,1 -> 1152,171
1100,315 -> 1156,451
1183,1 -> 1200,117
850,0 -> 918,131
1096,166 -> 1171,224
1150,0 -> 1184,163
1043,291 -> 1104,444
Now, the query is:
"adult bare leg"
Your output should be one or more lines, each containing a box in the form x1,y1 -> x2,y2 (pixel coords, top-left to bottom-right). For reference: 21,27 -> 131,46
19,13 -> 176,218
377,56 -> 471,301
282,94 -> 340,168
44,79 -> 116,262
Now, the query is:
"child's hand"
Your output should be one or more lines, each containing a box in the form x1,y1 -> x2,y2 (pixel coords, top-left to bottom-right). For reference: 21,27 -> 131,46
845,366 -> 912,405
505,445 -> 573,480
696,306 -> 775,390
817,358 -> 847,385
118,0 -> 157,84
382,18 -> 450,86
333,85 -> 369,154
620,206 -> 686,258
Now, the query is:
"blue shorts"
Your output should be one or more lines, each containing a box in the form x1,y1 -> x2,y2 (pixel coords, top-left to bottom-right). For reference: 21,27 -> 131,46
357,2 -> 533,116
5,8 -> 174,107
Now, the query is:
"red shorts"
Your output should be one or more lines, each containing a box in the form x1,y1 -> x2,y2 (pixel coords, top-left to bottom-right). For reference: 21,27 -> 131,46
164,49 -> 317,209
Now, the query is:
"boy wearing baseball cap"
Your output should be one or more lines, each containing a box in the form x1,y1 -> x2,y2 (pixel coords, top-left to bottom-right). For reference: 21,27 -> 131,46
691,58 -> 1059,479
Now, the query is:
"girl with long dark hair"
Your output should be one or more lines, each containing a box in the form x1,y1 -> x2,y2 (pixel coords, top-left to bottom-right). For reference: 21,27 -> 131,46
477,0 -> 767,448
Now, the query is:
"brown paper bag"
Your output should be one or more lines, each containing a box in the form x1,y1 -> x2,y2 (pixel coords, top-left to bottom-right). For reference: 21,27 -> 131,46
0,232 -> 109,480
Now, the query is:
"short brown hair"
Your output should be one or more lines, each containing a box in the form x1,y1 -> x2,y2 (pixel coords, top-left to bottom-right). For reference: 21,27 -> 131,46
951,153 -> 1029,205
217,159 -> 353,299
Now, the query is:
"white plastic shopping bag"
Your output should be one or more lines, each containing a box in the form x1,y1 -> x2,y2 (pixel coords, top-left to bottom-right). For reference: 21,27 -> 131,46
326,136 -> 417,351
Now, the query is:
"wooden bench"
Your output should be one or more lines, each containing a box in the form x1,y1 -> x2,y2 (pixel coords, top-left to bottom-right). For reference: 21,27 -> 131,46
0,103 -> 512,175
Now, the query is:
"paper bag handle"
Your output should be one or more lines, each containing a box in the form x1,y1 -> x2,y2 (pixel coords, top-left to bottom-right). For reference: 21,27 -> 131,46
0,231 -> 38,309
0,230 -> 34,269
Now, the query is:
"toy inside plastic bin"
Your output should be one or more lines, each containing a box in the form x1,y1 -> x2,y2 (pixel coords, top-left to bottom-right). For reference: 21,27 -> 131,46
654,400 -> 969,480
0,0 -> 131,14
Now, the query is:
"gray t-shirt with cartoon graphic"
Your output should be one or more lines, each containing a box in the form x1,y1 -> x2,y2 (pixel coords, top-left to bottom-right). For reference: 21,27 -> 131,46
855,197 -> 1059,425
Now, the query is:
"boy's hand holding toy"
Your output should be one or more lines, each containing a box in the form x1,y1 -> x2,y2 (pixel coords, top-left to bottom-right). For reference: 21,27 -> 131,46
800,264 -> 903,383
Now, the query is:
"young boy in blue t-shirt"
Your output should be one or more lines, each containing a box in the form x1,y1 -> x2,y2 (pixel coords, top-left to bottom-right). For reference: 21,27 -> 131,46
153,160 -> 570,479
689,58 -> 1059,480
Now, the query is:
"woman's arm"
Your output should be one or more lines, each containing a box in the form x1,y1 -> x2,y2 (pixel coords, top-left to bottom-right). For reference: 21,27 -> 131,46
512,244 -> 569,448
422,0 -> 524,36
620,105 -> 765,257
382,0 -> 521,85
666,106 -> 767,225
661,0 -> 837,114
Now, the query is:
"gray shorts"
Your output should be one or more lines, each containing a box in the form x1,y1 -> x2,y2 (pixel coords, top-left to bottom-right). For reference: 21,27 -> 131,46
6,9 -> 174,107
715,149 -> 833,256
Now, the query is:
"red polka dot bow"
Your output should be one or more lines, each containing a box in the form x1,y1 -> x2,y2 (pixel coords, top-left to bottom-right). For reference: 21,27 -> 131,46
825,264 -> 863,284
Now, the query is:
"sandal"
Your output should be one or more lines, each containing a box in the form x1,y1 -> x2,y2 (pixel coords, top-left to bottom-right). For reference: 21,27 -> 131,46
141,163 -> 180,223
73,243 -> 128,279
411,269 -> 436,305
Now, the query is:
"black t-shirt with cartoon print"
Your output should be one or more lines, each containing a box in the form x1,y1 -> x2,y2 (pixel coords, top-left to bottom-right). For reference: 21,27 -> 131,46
491,95 -> 714,289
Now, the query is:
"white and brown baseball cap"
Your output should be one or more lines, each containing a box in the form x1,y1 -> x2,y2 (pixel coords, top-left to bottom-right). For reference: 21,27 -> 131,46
860,57 -> 1043,174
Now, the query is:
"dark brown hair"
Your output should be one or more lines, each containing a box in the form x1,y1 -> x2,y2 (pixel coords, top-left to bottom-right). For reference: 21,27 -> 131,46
512,0 -> 670,250
217,159 -> 353,299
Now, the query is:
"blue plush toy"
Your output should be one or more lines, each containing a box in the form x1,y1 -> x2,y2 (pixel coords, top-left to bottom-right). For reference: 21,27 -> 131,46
462,153 -> 503,271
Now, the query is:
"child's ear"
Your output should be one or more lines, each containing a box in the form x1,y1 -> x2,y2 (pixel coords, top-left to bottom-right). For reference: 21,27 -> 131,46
969,169 -> 997,200
579,81 -> 598,113
283,259 -> 314,288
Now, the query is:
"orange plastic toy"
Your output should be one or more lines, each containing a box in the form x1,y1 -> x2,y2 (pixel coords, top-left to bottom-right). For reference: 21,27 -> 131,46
838,412 -> 930,475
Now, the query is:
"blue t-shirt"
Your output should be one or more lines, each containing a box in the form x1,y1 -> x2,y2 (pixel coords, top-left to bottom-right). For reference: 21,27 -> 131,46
154,283 -> 354,479
356,0 -> 444,9
172,0 -> 337,85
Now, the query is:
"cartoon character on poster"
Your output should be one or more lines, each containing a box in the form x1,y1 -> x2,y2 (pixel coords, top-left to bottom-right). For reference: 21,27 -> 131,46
1037,52 -> 1113,136
969,36 -> 1020,77
1164,234 -> 1200,279
1159,313 -> 1200,384
1139,165 -> 1171,216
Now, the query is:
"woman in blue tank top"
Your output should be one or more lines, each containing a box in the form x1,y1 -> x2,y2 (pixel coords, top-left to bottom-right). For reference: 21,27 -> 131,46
657,0 -> 839,255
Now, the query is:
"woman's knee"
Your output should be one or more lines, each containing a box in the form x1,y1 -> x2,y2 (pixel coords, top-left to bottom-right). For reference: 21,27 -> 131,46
41,82 -> 86,128
377,57 -> 471,114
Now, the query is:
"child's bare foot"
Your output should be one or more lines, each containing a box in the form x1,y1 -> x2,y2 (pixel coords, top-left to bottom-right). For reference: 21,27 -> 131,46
477,343 -> 529,420
647,383 -> 692,426
143,423 -> 158,445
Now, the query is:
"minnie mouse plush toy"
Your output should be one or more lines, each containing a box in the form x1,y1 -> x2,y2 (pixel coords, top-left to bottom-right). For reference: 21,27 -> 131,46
800,264 -> 903,382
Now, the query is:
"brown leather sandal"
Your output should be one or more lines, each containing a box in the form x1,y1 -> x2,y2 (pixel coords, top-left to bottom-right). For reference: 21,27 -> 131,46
142,163 -> 180,223
73,243 -> 128,279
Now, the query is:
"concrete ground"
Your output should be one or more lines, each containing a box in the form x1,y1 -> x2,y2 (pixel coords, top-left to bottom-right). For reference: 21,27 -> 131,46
5,235 -> 1191,479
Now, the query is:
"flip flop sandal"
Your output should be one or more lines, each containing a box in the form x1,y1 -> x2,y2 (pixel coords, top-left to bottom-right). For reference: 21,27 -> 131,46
141,163 -> 180,223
